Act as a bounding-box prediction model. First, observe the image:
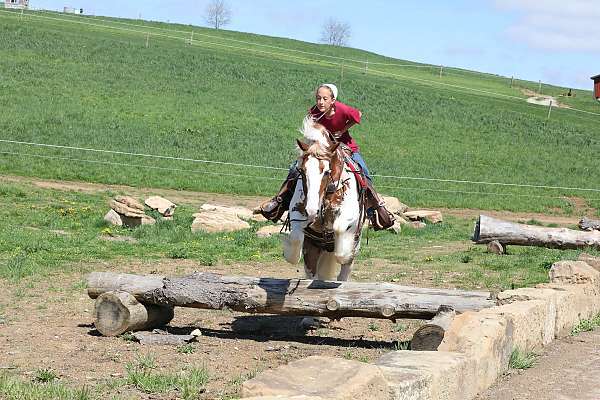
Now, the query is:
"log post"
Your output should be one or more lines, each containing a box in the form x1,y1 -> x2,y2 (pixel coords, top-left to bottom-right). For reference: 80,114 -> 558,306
410,305 -> 456,351
94,291 -> 174,336
473,214 -> 600,250
86,272 -> 496,322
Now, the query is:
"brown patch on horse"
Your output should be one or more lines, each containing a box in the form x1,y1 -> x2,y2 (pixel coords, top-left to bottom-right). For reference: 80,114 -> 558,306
302,240 -> 320,277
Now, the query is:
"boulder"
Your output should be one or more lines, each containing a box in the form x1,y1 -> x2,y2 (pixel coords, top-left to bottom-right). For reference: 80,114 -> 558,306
145,196 -> 176,217
109,200 -> 145,218
104,209 -> 123,226
257,225 -> 284,238
578,253 -> 600,272
191,211 -> 250,233
113,196 -> 144,211
381,196 -> 409,215
200,203 -> 265,222
549,261 -> 600,285
404,210 -> 443,224
410,221 -> 427,229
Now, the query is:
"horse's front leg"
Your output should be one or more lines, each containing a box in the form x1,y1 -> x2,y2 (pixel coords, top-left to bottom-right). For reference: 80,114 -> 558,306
337,261 -> 353,281
282,181 -> 306,265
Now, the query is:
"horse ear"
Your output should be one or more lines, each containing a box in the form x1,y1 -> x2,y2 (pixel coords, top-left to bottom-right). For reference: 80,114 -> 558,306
296,139 -> 309,152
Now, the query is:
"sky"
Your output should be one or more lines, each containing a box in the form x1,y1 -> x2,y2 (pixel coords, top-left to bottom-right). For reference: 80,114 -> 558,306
29,0 -> 600,90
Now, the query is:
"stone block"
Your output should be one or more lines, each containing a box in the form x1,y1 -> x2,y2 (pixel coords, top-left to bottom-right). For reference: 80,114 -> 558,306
145,196 -> 176,216
241,356 -> 390,400
381,196 -> 409,215
549,260 -> 600,286
256,225 -> 284,238
376,351 -> 477,400
497,287 -> 558,345
438,311 -> 513,392
191,211 -> 250,233
403,210 -> 443,224
480,300 -> 549,351
104,209 -> 123,226
578,253 -> 600,272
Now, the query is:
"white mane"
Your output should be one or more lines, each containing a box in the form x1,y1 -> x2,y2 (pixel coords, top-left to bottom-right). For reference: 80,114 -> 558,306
300,115 -> 330,148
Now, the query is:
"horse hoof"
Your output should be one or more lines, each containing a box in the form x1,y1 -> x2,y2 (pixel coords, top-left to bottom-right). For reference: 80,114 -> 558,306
299,317 -> 330,330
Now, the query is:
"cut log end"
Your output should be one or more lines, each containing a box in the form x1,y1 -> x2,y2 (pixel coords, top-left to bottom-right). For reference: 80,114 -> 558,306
410,306 -> 456,351
487,240 -> 505,255
94,291 -> 174,337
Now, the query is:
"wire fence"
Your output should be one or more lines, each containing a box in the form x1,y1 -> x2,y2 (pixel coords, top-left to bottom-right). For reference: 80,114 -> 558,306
2,8 -> 599,121
1,140 -> 599,203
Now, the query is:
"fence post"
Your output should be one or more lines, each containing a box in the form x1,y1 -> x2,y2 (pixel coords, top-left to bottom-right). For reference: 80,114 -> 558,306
547,100 -> 553,119
510,76 -> 514,88
145,32 -> 150,48
538,80 -> 542,94
439,65 -> 443,78
341,63 -> 344,80
365,61 -> 369,74
189,31 -> 194,45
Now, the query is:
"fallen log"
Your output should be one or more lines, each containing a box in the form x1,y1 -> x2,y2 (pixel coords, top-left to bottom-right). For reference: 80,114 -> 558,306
579,217 -> 600,232
473,214 -> 600,250
87,272 -> 496,321
410,305 -> 456,351
94,291 -> 174,336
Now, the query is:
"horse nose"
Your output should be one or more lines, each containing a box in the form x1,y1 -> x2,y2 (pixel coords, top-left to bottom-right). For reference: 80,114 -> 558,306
306,208 -> 318,222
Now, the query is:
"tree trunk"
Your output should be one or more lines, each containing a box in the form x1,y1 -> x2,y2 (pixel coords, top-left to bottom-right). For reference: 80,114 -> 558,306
579,217 -> 600,232
410,305 -> 456,351
87,272 -> 496,321
94,291 -> 174,336
473,214 -> 600,250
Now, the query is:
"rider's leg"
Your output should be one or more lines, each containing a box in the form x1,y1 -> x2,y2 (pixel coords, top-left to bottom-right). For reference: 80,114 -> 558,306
257,162 -> 300,222
350,152 -> 395,230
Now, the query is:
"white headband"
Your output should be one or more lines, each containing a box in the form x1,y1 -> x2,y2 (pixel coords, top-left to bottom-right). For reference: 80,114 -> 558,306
320,83 -> 338,99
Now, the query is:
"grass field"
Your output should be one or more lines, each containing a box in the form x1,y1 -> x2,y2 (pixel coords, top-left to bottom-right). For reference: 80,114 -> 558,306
1,9 -> 599,213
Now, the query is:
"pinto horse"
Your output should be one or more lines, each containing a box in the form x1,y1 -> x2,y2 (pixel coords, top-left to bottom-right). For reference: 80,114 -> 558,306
282,116 -> 366,282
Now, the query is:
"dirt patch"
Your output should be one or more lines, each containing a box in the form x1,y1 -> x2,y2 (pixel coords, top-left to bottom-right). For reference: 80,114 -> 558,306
477,329 -> 600,400
521,89 -> 571,109
0,259 -> 422,399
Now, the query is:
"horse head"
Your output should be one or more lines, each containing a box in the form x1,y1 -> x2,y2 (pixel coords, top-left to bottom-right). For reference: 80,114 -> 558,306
296,116 -> 341,223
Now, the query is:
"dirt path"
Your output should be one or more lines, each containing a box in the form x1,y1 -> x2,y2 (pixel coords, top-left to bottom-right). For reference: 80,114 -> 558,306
1,174 -> 591,227
477,329 -> 600,400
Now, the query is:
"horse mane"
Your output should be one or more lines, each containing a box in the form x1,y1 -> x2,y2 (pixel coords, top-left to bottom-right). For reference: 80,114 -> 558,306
298,115 -> 334,159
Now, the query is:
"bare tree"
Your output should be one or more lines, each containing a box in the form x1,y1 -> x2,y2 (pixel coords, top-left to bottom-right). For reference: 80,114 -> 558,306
320,18 -> 351,46
204,0 -> 231,30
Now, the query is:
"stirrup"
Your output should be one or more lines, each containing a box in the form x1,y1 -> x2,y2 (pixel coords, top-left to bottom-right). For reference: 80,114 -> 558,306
368,205 -> 396,231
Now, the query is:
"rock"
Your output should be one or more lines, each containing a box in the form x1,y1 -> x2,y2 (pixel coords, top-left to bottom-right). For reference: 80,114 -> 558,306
200,203 -> 254,219
242,356 -> 389,399
145,196 -> 176,217
410,221 -> 427,229
109,200 -> 145,218
191,212 -> 250,233
487,240 -> 505,255
395,216 -> 410,225
142,215 -> 156,225
104,209 -> 123,226
256,225 -> 284,238
549,261 -> 600,285
381,196 -> 409,215
404,210 -> 443,224
113,196 -> 144,211
120,215 -> 142,228
578,253 -> 600,272
190,329 -> 202,337
388,220 -> 402,234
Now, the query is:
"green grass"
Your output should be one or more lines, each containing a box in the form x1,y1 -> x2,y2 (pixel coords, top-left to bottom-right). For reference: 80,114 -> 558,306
0,373 -> 97,400
0,9 -> 599,213
571,312 -> 600,336
508,349 -> 537,370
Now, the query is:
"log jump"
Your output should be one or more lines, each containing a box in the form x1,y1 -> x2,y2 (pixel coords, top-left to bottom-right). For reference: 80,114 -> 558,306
87,272 -> 496,337
473,214 -> 600,251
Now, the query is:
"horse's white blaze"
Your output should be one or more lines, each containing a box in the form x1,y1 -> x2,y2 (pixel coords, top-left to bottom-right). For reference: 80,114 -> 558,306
283,178 -> 306,264
301,115 -> 329,147
304,157 -> 326,221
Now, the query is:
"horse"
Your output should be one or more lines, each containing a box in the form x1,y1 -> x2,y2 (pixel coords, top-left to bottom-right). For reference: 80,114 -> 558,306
282,116 -> 366,282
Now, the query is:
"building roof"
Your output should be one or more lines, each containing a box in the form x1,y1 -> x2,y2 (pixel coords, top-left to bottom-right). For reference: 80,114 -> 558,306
591,74 -> 600,80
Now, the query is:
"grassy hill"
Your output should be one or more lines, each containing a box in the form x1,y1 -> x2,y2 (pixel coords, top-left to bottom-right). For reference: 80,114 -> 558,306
1,9 -> 599,213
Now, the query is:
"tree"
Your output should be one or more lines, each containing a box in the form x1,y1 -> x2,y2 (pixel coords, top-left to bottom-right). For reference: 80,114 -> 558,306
204,0 -> 231,30
320,18 -> 351,47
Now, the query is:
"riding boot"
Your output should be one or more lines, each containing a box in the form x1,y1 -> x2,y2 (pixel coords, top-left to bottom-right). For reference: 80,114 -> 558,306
256,168 -> 300,222
364,181 -> 396,231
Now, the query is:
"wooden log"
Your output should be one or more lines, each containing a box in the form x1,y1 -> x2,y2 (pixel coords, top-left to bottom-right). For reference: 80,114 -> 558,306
94,291 -> 174,336
410,305 -> 456,351
579,217 -> 600,232
87,272 -> 496,321
473,214 -> 600,250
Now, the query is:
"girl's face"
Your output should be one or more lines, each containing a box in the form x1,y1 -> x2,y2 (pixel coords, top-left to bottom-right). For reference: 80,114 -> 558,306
315,87 -> 335,113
